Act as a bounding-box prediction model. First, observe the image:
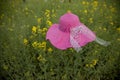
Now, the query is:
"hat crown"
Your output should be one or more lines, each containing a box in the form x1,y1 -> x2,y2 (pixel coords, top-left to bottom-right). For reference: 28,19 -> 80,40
59,13 -> 80,32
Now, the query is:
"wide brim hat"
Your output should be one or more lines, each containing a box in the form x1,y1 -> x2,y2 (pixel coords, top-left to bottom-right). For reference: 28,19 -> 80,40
46,12 -> 96,51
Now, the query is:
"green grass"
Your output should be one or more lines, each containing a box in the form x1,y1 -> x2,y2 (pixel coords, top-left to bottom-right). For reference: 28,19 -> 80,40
0,0 -> 120,80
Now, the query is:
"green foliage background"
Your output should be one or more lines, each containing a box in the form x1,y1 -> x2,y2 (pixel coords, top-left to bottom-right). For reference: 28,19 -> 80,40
0,0 -> 120,80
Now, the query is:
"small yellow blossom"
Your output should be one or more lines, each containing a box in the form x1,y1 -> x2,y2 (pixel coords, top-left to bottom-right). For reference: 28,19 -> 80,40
110,6 -> 116,12
34,16 -> 37,18
38,41 -> 46,51
93,1 -> 98,7
45,10 -> 50,14
38,28 -> 47,34
99,27 -> 102,30
32,26 -> 37,33
46,20 -> 52,26
52,9 -> 54,13
84,10 -> 88,14
37,55 -> 42,61
46,14 -> 50,18
116,27 -> 120,31
25,7 -> 28,11
37,18 -> 41,24
90,64 -> 94,68
52,13 -> 56,18
38,28 -> 43,33
89,18 -> 93,23
82,1 -> 86,5
37,55 -> 47,63
103,28 -> 107,31
3,64 -> 8,70
30,35 -> 34,39
86,2 -> 89,5
8,28 -> 13,31
41,41 -> 46,47
45,10 -> 50,18
85,64 -> 89,67
42,41 -> 46,51
117,38 -> 120,41
32,41 -> 47,50
48,47 -> 53,52
32,41 -> 38,48
23,38 -> 28,45
25,12 -> 28,15
110,22 -> 114,25
92,59 -> 98,66
103,2 -> 107,8
69,48 -> 74,52
43,28 -> 48,31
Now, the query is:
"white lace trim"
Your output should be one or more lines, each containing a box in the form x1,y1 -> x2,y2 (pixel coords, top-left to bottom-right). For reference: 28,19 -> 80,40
70,26 -> 83,52
70,25 -> 110,52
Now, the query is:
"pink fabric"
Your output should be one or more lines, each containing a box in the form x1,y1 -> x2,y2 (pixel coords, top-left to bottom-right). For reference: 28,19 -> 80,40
59,13 -> 80,32
70,23 -> 96,46
46,13 -> 96,50
46,24 -> 72,50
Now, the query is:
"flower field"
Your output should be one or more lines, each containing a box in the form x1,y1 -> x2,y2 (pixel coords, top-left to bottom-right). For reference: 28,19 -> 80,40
0,0 -> 120,80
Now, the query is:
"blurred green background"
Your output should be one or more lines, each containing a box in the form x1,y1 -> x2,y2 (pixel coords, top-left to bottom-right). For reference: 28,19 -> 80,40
0,0 -> 120,80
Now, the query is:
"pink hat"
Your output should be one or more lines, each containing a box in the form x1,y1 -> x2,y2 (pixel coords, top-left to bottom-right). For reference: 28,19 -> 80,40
46,12 -> 110,52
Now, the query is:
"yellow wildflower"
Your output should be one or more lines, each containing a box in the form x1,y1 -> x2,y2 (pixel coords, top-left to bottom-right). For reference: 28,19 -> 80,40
30,35 -> 34,39
8,28 -> 13,31
85,64 -> 89,67
23,38 -> 28,45
32,41 -> 38,48
99,27 -> 102,30
25,7 -> 28,11
32,26 -> 37,33
3,64 -> 8,70
37,18 -> 41,24
52,13 -> 56,18
52,9 -> 54,13
38,41 -> 46,51
38,28 -> 47,34
82,1 -> 89,5
43,28 -> 48,31
110,6 -> 116,12
46,20 -> 52,26
45,10 -> 50,17
37,55 -> 47,63
117,38 -> 120,41
1,14 -> 4,19
84,10 -> 88,14
86,2 -> 89,5
48,47 -> 53,52
92,59 -> 98,66
41,41 -> 46,47
82,1 -> 86,5
46,14 -> 50,18
116,27 -> 120,31
90,64 -> 94,68
69,48 -> 74,52
42,41 -> 46,51
37,55 -> 42,61
25,12 -> 28,15
93,1 -> 98,7
110,22 -> 114,25
103,2 -> 107,8
103,28 -> 107,31
38,28 -> 43,33
89,18 -> 93,23
34,16 -> 37,18
45,10 -> 50,14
